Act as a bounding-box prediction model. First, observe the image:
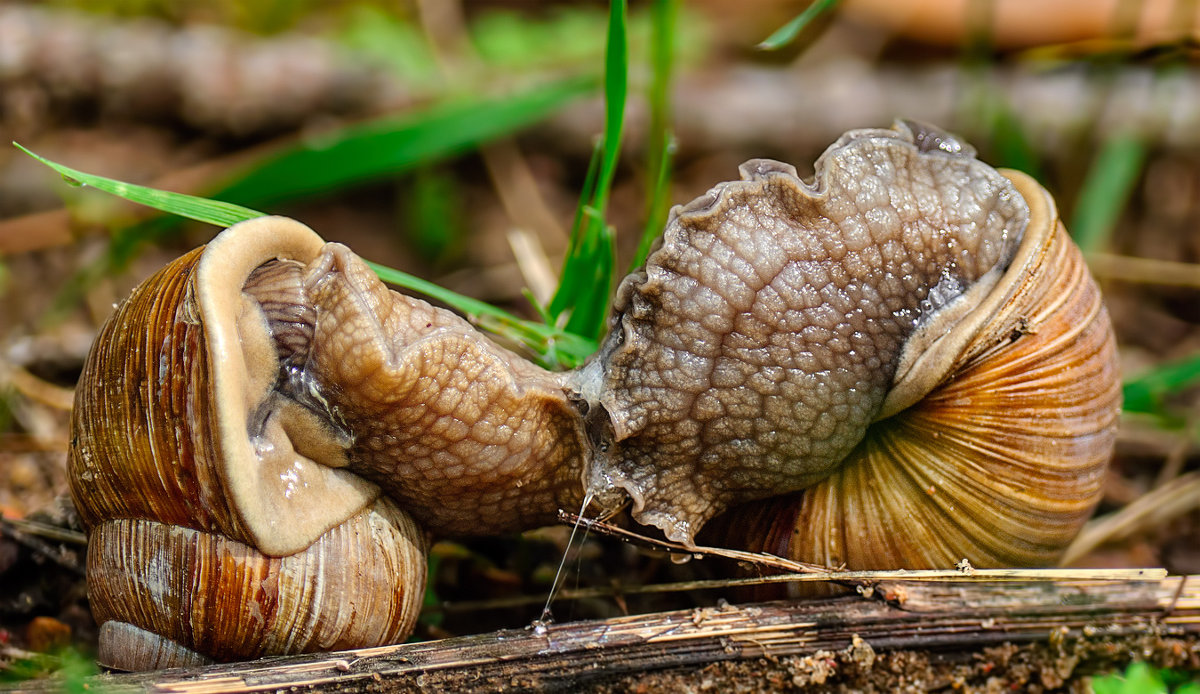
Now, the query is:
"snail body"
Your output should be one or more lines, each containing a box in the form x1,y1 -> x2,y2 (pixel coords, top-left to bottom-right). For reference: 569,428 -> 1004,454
69,122 -> 1119,670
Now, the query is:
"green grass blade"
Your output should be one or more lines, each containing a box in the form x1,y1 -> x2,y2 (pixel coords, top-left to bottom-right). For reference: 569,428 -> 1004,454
366,260 -> 535,329
1070,132 -> 1146,253
758,0 -> 841,50
370,259 -> 595,367
213,76 -> 596,208
563,0 -> 626,339
595,0 -> 628,213
550,140 -> 604,322
1122,354 -> 1200,416
985,98 -> 1043,180
633,0 -> 678,271
562,219 -> 615,338
547,0 -> 627,339
633,134 -> 674,270
23,78 -> 594,233
17,144 -> 596,369
14,143 -> 263,227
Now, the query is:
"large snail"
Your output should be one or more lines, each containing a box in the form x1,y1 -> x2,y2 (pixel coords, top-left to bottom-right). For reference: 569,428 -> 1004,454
68,121 -> 1119,670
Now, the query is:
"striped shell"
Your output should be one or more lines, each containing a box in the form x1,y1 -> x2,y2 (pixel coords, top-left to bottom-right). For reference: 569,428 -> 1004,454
69,219 -> 427,669
89,500 -> 424,669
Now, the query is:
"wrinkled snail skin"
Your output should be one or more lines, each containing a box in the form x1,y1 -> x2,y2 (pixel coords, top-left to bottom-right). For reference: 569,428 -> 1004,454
69,121 -> 1120,670
274,243 -> 589,536
700,167 -> 1120,576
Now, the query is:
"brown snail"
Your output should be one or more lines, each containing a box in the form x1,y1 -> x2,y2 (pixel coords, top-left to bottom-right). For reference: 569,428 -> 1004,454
68,121 -> 1119,670
69,218 -> 589,670
577,121 -> 1121,567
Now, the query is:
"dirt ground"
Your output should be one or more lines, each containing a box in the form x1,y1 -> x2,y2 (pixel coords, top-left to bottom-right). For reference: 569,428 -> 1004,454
588,636 -> 1200,694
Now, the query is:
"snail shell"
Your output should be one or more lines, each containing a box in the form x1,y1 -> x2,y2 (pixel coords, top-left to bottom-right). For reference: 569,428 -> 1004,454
87,500 -> 423,669
69,220 -> 427,669
579,121 -> 1120,565
702,164 -> 1120,573
766,167 -> 1120,570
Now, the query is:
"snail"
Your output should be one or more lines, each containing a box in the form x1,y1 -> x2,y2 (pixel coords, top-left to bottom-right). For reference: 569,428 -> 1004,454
69,217 -> 589,670
68,121 -> 1119,670
577,121 -> 1121,566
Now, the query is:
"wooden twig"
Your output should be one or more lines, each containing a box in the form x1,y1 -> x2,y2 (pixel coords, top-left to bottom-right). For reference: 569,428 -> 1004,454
562,511 -> 1169,585
0,518 -> 86,575
559,510 -> 831,574
1087,252 -> 1200,289
0,517 -> 87,547
432,566 -> 1168,617
21,574 -> 1197,693
1,366 -> 75,413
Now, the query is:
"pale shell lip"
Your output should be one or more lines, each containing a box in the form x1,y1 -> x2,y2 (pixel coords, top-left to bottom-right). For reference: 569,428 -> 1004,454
195,215 -> 380,557
878,168 -> 1053,420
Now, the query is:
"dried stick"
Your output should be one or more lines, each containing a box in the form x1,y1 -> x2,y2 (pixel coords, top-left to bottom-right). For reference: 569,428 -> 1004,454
30,574 -> 1197,693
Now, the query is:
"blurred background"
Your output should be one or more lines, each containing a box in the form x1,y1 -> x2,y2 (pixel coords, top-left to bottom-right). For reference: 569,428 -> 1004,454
0,0 -> 1198,681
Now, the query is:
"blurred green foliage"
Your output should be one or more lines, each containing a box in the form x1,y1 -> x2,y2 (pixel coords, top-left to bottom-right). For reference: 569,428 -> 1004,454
338,5 -> 441,90
758,0 -> 841,50
209,77 -> 594,208
1122,354 -> 1200,421
19,142 -> 597,368
632,0 -> 678,272
401,166 -> 466,265
1071,132 -> 1148,254
1093,662 -> 1200,694
0,647 -> 98,688
24,0 -> 704,368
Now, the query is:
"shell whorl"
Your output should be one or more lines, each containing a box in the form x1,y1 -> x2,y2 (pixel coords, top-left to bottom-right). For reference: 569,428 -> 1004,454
69,217 -> 381,557
88,498 -> 426,670
68,218 -> 431,669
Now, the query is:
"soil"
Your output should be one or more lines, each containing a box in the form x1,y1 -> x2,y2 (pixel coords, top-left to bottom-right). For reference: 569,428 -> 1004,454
591,634 -> 1200,694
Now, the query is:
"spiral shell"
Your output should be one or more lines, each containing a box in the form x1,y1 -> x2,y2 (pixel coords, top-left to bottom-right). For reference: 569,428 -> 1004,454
70,215 -> 594,668
89,499 -> 424,670
69,219 -> 427,669
69,220 -> 380,556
